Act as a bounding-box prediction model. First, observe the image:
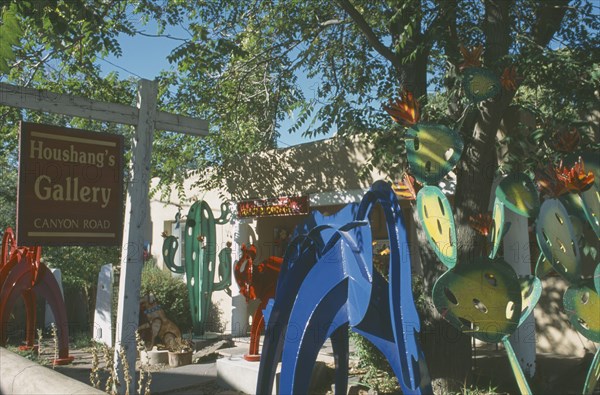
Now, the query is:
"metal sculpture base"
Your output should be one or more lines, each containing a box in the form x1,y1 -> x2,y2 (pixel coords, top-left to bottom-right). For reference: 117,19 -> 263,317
243,353 -> 260,362
53,356 -> 76,365
218,356 -> 278,395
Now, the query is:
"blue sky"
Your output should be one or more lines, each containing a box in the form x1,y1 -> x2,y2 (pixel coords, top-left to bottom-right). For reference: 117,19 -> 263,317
101,21 -> 333,148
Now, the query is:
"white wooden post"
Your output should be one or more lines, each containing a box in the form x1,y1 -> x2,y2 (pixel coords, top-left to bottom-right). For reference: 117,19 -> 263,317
231,216 -> 250,337
0,82 -> 209,136
504,209 -> 536,377
113,79 -> 157,394
93,264 -> 114,347
489,175 -> 536,378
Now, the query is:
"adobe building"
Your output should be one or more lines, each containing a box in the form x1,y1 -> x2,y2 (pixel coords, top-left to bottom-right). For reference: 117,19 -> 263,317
147,134 -> 414,337
147,134 -> 596,360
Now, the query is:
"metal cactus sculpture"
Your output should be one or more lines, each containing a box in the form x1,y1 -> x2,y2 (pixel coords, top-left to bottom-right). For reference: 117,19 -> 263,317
534,158 -> 600,395
405,92 -> 599,393
385,77 -> 543,393
257,181 -> 431,395
414,159 -> 542,393
162,201 -> 232,335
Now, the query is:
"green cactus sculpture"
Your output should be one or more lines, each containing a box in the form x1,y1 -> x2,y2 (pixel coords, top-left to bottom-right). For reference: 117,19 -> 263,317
536,195 -> 600,394
162,200 -> 232,335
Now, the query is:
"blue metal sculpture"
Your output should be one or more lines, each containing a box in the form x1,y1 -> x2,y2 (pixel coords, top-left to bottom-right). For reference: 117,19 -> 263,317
256,181 -> 431,395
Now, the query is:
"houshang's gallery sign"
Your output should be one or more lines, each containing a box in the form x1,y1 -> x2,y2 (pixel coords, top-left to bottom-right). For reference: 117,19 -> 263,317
237,196 -> 309,218
17,122 -> 124,246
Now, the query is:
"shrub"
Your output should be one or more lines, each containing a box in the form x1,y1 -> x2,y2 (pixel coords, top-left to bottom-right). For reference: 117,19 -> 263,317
140,262 -> 192,333
350,331 -> 399,393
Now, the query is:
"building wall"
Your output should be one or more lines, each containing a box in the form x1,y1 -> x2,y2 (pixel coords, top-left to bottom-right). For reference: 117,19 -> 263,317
148,135 -> 388,336
146,134 -> 592,358
148,178 -> 236,335
225,135 -> 387,200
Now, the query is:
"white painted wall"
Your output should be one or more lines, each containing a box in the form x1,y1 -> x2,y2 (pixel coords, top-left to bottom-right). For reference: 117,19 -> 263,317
149,177 -> 236,334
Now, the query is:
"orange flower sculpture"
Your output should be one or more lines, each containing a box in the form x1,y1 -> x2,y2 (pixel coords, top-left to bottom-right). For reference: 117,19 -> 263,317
468,213 -> 493,237
392,173 -> 421,200
556,158 -> 595,193
553,128 -> 581,152
384,90 -> 420,126
500,66 -> 519,91
459,44 -> 483,70
535,158 -> 595,198
535,163 -> 569,198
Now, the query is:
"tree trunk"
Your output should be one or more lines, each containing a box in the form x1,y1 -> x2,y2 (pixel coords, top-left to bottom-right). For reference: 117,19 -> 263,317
454,118 -> 499,261
419,2 -> 516,387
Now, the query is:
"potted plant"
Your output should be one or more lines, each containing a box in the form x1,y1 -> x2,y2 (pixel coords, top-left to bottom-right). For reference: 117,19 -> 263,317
167,337 -> 194,367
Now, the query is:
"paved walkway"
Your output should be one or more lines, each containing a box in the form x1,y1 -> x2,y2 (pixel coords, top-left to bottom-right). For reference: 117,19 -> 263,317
53,344 -> 237,394
29,338 -> 600,394
50,335 -> 342,394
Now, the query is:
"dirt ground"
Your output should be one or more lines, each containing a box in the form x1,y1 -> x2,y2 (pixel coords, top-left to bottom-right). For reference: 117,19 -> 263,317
463,349 -> 598,395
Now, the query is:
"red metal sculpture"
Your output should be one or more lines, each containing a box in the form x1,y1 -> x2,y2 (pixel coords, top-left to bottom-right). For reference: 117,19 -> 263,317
234,244 -> 282,361
0,228 -> 74,365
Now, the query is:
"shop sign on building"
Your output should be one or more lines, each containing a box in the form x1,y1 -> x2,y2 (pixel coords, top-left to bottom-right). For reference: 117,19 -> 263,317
17,122 -> 124,246
237,196 -> 309,218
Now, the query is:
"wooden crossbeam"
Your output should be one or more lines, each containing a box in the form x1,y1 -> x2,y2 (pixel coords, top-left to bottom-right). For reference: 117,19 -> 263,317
0,82 -> 209,136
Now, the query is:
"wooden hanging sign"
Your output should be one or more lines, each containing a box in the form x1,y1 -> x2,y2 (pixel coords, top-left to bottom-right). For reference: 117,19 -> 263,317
17,122 -> 124,246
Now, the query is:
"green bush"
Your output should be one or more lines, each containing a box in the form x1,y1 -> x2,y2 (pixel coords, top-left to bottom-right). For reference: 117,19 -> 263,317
350,331 -> 400,393
140,262 -> 192,333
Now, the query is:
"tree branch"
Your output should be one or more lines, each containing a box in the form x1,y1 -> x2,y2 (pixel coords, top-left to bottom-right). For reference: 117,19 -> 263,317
335,0 -> 403,70
530,0 -> 570,47
483,0 -> 513,68
134,31 -> 188,42
319,19 -> 345,27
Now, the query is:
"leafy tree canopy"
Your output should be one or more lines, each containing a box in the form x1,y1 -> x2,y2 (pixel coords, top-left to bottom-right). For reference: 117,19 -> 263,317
131,0 -> 599,193
1,0 -> 598,194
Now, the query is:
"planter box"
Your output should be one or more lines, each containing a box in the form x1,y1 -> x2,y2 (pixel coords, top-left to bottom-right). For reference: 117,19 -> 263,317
168,350 -> 193,367
139,349 -> 169,365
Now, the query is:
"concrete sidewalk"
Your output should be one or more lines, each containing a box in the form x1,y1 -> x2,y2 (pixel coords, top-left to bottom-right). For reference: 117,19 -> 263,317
53,347 -> 237,395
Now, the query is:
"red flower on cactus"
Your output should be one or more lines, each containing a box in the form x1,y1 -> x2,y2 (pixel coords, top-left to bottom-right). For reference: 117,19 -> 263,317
535,158 -> 595,198
535,164 -> 569,198
459,44 -> 483,70
383,90 -> 420,126
553,128 -> 581,152
556,158 -> 595,193
500,66 -> 519,91
469,213 -> 493,237
392,173 -> 421,200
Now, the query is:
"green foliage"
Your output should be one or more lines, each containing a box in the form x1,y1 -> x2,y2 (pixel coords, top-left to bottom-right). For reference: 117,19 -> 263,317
0,4 -> 22,73
1,0 -> 597,200
0,157 -> 16,232
452,383 -> 499,395
70,331 -> 94,350
0,0 -> 134,79
43,246 -> 120,290
350,331 -> 400,393
140,262 -> 192,332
